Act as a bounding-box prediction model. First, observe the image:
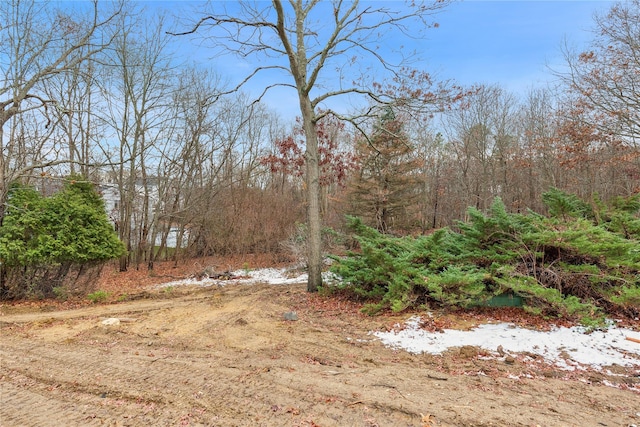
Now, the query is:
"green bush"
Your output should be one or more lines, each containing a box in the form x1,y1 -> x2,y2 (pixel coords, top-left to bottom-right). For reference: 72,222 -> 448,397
0,176 -> 126,299
87,290 -> 110,303
52,286 -> 69,301
329,192 -> 640,326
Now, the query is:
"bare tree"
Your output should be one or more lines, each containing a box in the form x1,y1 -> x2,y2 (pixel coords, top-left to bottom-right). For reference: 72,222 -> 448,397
151,67 -> 222,263
194,95 -> 282,257
173,0 -> 452,291
558,0 -> 640,185
445,85 -> 517,212
43,46 -> 98,178
514,87 -> 562,211
411,127 -> 446,231
0,0 -> 121,221
97,10 -> 178,271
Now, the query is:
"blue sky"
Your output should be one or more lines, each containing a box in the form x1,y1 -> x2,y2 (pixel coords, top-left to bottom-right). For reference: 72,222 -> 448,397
146,1 -> 615,119
422,0 -> 614,93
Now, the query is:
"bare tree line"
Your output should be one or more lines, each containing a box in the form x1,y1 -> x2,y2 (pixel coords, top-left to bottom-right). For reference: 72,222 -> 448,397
1,0 -> 638,275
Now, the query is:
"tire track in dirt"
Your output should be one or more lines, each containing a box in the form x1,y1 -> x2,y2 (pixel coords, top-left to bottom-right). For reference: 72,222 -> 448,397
2,284 -> 639,426
1,380 -> 105,427
0,298 -> 179,325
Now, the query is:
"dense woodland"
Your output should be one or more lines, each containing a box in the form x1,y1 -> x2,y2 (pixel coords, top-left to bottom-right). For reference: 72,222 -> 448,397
1,0 -> 639,301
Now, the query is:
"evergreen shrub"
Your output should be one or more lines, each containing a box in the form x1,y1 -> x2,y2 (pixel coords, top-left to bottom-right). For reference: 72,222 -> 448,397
329,190 -> 640,325
0,176 -> 125,299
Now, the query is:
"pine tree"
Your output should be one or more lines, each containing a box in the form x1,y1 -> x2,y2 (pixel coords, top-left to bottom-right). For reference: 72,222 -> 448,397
347,108 -> 424,233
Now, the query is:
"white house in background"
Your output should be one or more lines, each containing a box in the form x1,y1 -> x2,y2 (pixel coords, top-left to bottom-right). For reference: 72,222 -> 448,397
98,183 -> 122,225
98,181 -> 188,249
29,174 -> 187,249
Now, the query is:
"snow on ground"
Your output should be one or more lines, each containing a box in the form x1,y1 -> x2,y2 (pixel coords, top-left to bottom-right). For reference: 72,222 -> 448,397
156,267 -> 309,288
373,316 -> 640,371
157,267 -> 640,375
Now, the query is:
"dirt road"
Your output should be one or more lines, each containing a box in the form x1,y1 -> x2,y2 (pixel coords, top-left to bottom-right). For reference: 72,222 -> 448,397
1,283 -> 638,426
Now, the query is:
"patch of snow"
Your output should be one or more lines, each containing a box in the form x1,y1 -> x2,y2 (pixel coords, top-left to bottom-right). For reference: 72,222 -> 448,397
602,379 -> 640,393
373,316 -> 640,371
239,268 -> 309,285
156,267 -> 315,288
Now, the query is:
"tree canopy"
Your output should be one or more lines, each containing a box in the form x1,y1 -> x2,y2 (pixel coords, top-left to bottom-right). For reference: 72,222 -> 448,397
175,0 -> 455,291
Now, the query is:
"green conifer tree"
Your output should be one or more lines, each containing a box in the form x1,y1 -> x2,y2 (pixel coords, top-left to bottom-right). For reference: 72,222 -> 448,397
347,108 -> 423,233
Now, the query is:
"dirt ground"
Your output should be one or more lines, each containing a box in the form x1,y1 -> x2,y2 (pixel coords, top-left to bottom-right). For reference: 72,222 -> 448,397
1,259 -> 639,427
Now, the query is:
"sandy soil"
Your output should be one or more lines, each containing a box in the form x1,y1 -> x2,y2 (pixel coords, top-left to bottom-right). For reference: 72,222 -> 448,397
1,261 -> 639,427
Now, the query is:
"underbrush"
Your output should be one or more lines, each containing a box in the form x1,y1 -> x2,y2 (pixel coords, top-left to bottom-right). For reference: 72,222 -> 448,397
328,189 -> 640,326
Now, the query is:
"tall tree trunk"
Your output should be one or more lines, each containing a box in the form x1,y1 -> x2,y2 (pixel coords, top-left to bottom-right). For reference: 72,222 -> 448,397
300,99 -> 322,292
